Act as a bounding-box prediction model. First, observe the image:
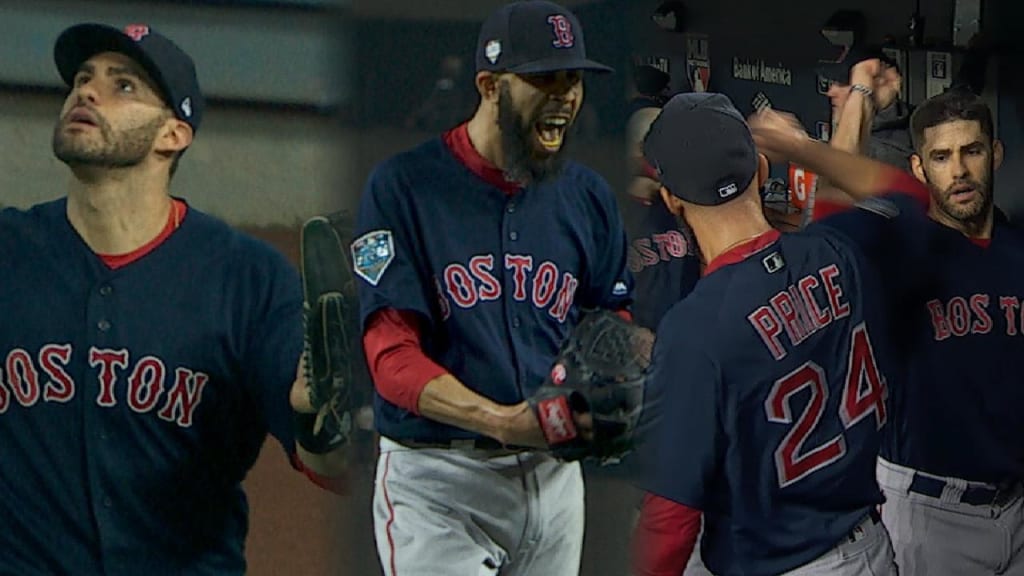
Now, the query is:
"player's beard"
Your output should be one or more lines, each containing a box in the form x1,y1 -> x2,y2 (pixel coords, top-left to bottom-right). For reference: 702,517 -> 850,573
497,83 -> 571,185
923,156 -> 995,227
52,109 -> 165,169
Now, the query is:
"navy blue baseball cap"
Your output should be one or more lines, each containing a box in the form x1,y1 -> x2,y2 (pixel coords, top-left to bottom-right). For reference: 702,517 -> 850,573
476,1 -> 613,75
54,23 -> 204,133
643,93 -> 758,206
816,42 -> 899,84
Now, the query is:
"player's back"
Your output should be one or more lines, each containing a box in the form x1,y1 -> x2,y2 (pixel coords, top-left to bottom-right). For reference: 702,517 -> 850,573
660,227 -> 893,575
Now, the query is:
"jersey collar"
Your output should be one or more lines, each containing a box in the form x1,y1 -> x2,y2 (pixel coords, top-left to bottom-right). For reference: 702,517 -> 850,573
443,122 -> 521,195
703,229 -> 781,276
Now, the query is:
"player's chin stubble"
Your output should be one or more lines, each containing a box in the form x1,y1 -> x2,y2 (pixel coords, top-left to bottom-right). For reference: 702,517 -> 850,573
926,161 -> 994,224
52,113 -> 164,169
497,83 -> 570,185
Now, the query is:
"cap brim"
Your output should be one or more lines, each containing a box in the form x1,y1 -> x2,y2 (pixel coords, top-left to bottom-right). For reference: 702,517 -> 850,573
507,56 -> 614,75
815,62 -> 850,83
54,23 -> 169,101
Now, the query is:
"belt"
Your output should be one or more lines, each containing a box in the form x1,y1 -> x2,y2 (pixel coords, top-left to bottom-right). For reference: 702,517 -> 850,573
396,437 -> 529,453
845,509 -> 881,545
908,473 -> 1016,507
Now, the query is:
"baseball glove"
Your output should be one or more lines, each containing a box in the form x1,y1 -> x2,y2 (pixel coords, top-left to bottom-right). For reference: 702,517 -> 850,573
295,215 -> 358,454
528,309 -> 653,463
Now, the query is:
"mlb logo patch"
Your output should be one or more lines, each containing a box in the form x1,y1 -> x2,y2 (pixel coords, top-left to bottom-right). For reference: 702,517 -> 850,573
762,251 -> 785,273
351,230 -> 395,286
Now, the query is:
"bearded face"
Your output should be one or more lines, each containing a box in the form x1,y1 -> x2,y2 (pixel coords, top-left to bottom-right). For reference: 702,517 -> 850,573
914,119 -> 998,228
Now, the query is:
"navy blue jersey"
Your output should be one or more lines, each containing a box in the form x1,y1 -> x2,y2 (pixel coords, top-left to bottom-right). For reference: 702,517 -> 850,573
638,227 -> 895,576
620,195 -> 701,331
0,199 -> 302,575
353,137 -> 634,442
821,188 -> 1024,483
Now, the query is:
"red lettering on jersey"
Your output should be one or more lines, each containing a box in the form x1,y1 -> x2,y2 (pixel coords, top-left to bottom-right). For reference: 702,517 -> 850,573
444,263 -> 478,308
547,15 -> 575,48
89,347 -> 129,407
635,239 -> 660,266
1000,296 -> 1019,336
770,292 -> 808,347
127,356 -> 166,414
469,255 -> 501,301
788,285 -> 817,340
820,265 -> 850,320
549,273 -> 579,323
505,254 -> 534,301
748,306 -> 786,360
6,349 -> 41,408
926,299 -> 952,341
40,344 -> 74,403
969,294 -> 992,334
947,297 -> 970,337
157,367 -> 209,427
433,276 -> 452,321
839,323 -> 887,430
798,275 -> 830,329
533,262 -> 559,308
0,364 -> 8,413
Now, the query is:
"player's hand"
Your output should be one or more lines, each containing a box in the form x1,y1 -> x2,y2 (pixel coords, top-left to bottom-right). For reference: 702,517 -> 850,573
748,108 -> 810,163
850,58 -> 882,89
499,401 -> 593,449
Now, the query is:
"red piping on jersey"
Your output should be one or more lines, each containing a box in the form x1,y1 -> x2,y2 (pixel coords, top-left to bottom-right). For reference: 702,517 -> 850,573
98,199 -> 187,269
289,453 -> 348,495
382,452 -> 399,576
363,309 -> 449,415
703,229 -> 781,276
443,122 -> 521,195
632,493 -> 702,575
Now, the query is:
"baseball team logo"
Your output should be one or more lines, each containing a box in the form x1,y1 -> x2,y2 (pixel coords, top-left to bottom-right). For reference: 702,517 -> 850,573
123,24 -> 150,42
547,15 -> 575,48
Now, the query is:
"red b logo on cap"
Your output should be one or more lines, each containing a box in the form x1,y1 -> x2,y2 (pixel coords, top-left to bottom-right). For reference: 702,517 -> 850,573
547,15 -> 575,48
123,24 -> 150,42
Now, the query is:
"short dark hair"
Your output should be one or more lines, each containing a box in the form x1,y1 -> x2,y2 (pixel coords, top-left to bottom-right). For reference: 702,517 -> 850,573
910,89 -> 994,153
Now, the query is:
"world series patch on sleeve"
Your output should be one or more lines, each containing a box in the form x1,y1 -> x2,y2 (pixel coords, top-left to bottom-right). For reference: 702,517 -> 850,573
527,309 -> 651,463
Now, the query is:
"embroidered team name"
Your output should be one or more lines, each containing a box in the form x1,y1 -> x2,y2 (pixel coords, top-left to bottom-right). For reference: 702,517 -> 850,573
924,295 -> 1024,341
0,345 -> 208,428
747,264 -> 851,360
438,253 -> 579,322
628,231 -> 691,273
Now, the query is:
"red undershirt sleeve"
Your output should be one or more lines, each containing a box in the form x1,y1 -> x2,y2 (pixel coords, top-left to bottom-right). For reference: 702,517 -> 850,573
362,308 -> 449,415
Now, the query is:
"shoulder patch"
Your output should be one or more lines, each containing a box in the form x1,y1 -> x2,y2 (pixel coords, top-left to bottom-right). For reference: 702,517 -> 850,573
351,230 -> 395,286
855,197 -> 900,219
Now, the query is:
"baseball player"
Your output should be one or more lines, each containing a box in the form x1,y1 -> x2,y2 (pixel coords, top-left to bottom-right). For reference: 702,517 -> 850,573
632,93 -> 904,575
0,23 -> 345,574
351,2 -> 634,575
754,91 -> 1024,575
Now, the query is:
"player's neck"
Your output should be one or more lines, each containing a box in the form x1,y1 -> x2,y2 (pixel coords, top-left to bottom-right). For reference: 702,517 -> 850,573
466,111 -> 505,170
690,204 -> 773,264
928,205 -> 994,240
65,167 -> 174,255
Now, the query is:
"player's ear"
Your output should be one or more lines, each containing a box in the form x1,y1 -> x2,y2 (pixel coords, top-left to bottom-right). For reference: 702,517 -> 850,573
909,153 -> 928,185
659,186 -> 684,218
476,71 -> 500,103
756,152 -> 770,189
993,139 -> 1004,171
155,116 -> 193,155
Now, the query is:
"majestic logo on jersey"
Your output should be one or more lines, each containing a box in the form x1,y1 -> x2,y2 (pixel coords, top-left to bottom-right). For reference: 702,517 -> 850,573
0,345 -> 208,428
748,264 -> 851,360
612,281 -> 628,297
352,230 -> 395,287
547,15 -> 575,48
437,253 -> 579,322
628,230 -> 692,273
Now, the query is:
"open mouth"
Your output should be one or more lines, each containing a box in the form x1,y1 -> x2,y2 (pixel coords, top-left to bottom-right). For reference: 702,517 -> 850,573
66,108 -> 98,128
535,116 -> 569,151
949,185 -> 977,202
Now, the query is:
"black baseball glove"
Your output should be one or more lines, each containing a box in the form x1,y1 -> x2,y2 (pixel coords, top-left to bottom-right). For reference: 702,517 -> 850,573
295,215 -> 358,454
527,309 -> 652,463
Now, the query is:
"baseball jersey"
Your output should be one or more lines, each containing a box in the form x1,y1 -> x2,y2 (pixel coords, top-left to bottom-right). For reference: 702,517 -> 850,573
639,224 -> 897,576
353,134 -> 634,443
819,176 -> 1024,483
620,195 -> 701,331
0,198 -> 302,575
